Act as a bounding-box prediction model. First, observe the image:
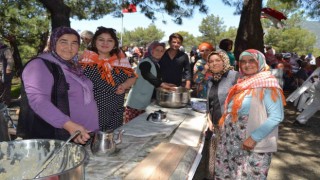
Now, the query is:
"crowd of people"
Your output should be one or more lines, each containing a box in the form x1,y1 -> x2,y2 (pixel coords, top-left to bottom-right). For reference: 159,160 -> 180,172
0,25 -> 319,179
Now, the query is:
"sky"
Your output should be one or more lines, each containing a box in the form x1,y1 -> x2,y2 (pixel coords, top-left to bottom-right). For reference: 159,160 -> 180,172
71,0 -> 241,42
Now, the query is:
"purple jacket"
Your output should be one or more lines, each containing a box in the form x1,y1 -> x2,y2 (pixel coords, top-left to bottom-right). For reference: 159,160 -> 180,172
22,53 -> 99,131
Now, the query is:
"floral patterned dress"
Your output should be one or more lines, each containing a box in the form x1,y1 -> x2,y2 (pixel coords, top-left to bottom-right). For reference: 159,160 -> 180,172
193,59 -> 212,98
214,98 -> 273,180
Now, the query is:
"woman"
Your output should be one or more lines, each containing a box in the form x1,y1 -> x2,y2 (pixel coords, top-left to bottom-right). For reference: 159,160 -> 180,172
202,50 -> 238,179
214,49 -> 286,179
80,27 -> 137,131
18,27 -> 98,144
219,39 -> 236,67
124,41 -> 176,123
193,42 -> 215,98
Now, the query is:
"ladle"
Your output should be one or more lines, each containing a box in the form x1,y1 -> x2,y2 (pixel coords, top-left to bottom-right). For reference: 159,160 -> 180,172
33,130 -> 81,179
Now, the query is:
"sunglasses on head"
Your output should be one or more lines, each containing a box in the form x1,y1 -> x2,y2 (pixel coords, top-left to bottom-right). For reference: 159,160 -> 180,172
97,26 -> 116,33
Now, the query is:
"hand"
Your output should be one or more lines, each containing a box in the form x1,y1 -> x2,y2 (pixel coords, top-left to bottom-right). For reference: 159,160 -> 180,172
160,83 -> 177,91
185,80 -> 191,90
204,64 -> 209,71
115,84 -> 126,95
63,121 -> 91,145
207,120 -> 214,132
242,136 -> 257,151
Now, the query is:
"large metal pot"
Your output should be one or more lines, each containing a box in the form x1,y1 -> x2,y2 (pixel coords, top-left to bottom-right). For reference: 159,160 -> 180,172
156,87 -> 191,108
0,139 -> 87,180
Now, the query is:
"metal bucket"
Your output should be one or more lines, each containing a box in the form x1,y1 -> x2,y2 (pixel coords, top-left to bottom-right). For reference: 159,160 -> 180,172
156,87 -> 191,108
0,139 -> 87,180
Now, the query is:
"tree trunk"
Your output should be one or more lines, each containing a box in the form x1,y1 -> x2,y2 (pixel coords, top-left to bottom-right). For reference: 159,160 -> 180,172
39,0 -> 71,30
37,31 -> 50,54
234,0 -> 264,63
7,36 -> 23,77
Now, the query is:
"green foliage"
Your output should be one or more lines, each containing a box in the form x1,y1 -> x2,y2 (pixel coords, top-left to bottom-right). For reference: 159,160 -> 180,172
217,27 -> 238,45
198,14 -> 226,46
66,0 -> 118,20
0,0 -> 49,63
120,24 -> 165,47
11,77 -> 21,99
175,31 -> 199,53
65,0 -> 208,25
262,0 -> 317,56
265,27 -> 316,55
277,0 -> 320,20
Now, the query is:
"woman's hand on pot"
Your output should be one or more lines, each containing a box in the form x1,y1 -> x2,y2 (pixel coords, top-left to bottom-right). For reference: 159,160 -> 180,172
63,120 -> 90,144
242,136 -> 257,151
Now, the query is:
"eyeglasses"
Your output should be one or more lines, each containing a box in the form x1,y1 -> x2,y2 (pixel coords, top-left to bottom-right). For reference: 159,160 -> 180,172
239,59 -> 257,65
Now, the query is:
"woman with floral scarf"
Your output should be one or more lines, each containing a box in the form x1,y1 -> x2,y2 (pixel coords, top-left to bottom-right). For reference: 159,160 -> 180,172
202,50 -> 239,179
214,49 -> 286,179
80,27 -> 137,131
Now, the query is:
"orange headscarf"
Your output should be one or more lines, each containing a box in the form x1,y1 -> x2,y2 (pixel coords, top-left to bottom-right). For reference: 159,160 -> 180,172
198,42 -> 214,51
80,50 -> 137,86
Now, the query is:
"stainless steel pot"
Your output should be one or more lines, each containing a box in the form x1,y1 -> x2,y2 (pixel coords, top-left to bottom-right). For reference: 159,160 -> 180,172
0,139 -> 87,180
156,87 -> 191,108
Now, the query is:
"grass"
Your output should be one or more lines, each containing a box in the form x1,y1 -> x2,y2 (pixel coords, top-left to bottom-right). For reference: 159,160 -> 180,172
11,77 -> 21,99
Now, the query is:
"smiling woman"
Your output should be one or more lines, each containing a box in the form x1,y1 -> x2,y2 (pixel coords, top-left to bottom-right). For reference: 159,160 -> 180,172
80,26 -> 137,131
55,35 -> 79,60
239,56 -> 259,76
214,49 -> 286,180
17,27 -> 99,144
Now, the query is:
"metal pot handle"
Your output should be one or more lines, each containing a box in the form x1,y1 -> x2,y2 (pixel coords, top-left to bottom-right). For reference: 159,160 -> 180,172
146,113 -> 154,121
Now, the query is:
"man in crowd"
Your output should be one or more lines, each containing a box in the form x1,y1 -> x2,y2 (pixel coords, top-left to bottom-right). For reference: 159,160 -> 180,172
159,33 -> 191,89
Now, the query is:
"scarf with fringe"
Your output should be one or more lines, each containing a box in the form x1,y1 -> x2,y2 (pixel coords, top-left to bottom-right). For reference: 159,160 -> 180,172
80,50 -> 136,86
219,71 -> 286,126
219,49 -> 286,127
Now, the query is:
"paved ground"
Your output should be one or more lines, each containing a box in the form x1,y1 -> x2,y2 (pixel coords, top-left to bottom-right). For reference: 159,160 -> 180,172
268,101 -> 320,180
194,100 -> 320,180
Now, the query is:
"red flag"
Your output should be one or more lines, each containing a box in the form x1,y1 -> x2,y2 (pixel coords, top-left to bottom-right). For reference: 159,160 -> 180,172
122,4 -> 137,13
261,8 -> 287,21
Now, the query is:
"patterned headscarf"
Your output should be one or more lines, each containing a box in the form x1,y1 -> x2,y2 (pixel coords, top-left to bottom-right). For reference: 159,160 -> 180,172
207,50 -> 233,81
219,49 -> 286,127
239,49 -> 269,75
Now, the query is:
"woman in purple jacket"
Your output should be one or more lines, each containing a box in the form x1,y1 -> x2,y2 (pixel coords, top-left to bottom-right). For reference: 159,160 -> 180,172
17,27 -> 99,144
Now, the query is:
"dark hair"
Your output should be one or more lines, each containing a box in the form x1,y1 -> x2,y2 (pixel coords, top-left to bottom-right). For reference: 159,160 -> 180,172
89,26 -> 120,57
219,39 -> 233,51
169,33 -> 183,43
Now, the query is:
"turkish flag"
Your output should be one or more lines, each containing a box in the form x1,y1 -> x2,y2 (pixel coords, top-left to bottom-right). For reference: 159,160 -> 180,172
261,8 -> 287,21
122,4 -> 137,13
